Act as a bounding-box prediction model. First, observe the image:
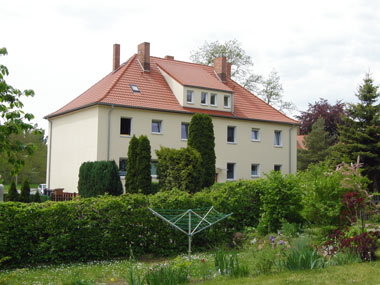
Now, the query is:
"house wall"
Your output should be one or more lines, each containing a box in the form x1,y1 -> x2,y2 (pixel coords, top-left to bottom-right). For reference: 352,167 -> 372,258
97,106 -> 297,186
47,107 -> 99,192
157,67 -> 184,105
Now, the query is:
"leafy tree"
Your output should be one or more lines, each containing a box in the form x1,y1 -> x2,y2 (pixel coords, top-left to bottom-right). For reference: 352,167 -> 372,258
7,179 -> 18,201
296,98 -> 346,143
190,40 -> 295,114
136,135 -> 152,194
0,48 -> 39,176
297,118 -> 333,170
156,146 -> 202,193
125,135 -> 139,193
20,178 -> 30,203
188,113 -> 215,188
336,74 -> 380,191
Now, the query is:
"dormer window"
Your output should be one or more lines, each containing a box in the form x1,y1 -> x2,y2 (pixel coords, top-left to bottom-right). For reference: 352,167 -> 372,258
186,90 -> 194,103
130,84 -> 140,93
201,92 -> 208,105
224,95 -> 231,108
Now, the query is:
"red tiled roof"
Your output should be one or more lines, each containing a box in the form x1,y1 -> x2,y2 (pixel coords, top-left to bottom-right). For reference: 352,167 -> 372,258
46,54 -> 299,125
297,135 -> 307,149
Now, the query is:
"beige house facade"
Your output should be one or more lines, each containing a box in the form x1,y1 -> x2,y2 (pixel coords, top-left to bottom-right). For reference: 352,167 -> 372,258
46,42 -> 299,193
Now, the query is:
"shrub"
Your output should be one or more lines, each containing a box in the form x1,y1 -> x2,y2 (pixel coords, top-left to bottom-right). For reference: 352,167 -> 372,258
144,264 -> 189,285
20,179 -> 30,203
34,190 -> 41,203
78,161 -> 123,197
125,135 -> 139,193
258,171 -> 303,234
136,135 -> 152,194
188,113 -> 216,188
7,180 -> 18,202
156,147 -> 202,193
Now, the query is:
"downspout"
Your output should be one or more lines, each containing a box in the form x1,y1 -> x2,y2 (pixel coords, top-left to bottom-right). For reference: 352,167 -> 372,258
47,120 -> 53,189
107,105 -> 115,160
289,124 -> 296,174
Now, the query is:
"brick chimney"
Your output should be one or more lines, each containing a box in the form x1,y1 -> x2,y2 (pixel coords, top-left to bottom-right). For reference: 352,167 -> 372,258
138,42 -> 150,71
226,62 -> 231,79
214,57 -> 227,82
113,44 -> 120,71
165,55 -> 174,60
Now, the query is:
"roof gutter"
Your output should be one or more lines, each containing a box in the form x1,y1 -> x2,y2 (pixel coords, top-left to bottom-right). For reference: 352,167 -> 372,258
107,104 -> 114,160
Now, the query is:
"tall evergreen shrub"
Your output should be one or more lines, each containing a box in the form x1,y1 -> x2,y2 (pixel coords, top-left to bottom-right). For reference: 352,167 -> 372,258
78,161 -> 123,197
125,135 -> 139,193
136,135 -> 152,194
20,178 -> 30,203
188,113 -> 216,188
7,179 -> 18,201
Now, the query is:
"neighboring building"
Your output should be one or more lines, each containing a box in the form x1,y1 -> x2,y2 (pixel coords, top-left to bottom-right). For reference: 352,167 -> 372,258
45,42 -> 299,192
297,135 -> 307,150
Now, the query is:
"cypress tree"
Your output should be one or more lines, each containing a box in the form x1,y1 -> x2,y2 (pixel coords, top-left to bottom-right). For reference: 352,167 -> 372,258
20,178 -> 30,203
7,179 -> 18,201
188,113 -> 216,188
337,73 -> 380,191
125,135 -> 139,193
34,189 -> 41,203
136,135 -> 152,194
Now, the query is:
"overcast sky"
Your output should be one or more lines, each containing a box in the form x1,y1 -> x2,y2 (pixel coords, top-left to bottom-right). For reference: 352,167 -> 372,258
2,0 -> 380,132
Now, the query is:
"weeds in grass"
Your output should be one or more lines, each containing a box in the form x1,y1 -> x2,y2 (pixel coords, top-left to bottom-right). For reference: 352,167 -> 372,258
214,249 -> 249,277
325,251 -> 362,266
124,266 -> 145,285
144,264 -> 189,285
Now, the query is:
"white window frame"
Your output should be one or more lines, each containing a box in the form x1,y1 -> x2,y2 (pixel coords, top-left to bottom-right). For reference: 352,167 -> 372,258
120,117 -> 132,137
152,120 -> 163,134
186,90 -> 194,104
251,164 -> 260,177
227,163 -> 236,180
227,126 -> 236,143
251,128 -> 260,142
210,93 -> 217,106
274,130 -> 282,147
181,122 -> 189,141
224,95 -> 231,108
201,92 -> 208,105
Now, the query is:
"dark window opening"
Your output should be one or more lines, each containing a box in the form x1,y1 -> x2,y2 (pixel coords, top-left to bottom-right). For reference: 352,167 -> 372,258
120,118 -> 131,136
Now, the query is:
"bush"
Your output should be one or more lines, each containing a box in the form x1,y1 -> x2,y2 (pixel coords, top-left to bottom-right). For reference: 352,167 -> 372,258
156,147 -> 202,193
20,179 -> 30,203
78,161 -> 123,197
125,135 -> 139,193
6,180 -> 18,202
136,135 -> 152,194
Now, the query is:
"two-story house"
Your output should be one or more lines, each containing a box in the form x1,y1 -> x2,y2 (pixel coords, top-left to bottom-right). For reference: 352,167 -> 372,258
45,42 -> 299,192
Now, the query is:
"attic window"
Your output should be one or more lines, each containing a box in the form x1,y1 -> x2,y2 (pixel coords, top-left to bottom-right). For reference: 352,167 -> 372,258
130,84 -> 140,93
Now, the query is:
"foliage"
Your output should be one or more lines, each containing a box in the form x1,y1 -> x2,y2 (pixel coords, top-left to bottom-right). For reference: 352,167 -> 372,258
340,192 -> 366,225
257,171 -> 303,234
125,135 -> 139,193
34,189 -> 41,203
0,48 -> 40,176
258,69 -> 296,114
124,266 -> 145,285
156,147 -> 202,193
214,249 -> 249,277
336,73 -> 380,191
19,178 -> 30,203
6,180 -> 18,201
136,135 -> 152,194
188,113 -> 215,188
144,264 -> 189,285
298,117 -> 333,170
77,160 -> 123,197
325,229 -> 380,261
296,98 -> 346,142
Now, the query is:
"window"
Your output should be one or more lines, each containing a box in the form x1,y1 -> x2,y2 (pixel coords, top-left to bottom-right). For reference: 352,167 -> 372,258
201,92 -> 208,105
130,84 -> 140,93
227,126 -> 236,143
224,95 -> 231,108
251,128 -> 260,141
274,165 -> 282,172
274,130 -> 282,146
119,158 -> 127,176
181,122 -> 189,140
152,120 -> 162,134
120,118 -> 131,136
227,163 -> 235,180
251,164 -> 260,177
186,90 -> 194,103
210,93 -> 217,106
151,160 -> 158,177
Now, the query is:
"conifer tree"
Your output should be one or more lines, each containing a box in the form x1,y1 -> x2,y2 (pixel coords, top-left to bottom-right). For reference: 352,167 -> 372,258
298,117 -> 333,170
7,179 -> 18,201
34,189 -> 41,203
125,135 -> 139,193
188,113 -> 216,188
20,178 -> 30,203
337,73 -> 380,191
136,135 -> 152,194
